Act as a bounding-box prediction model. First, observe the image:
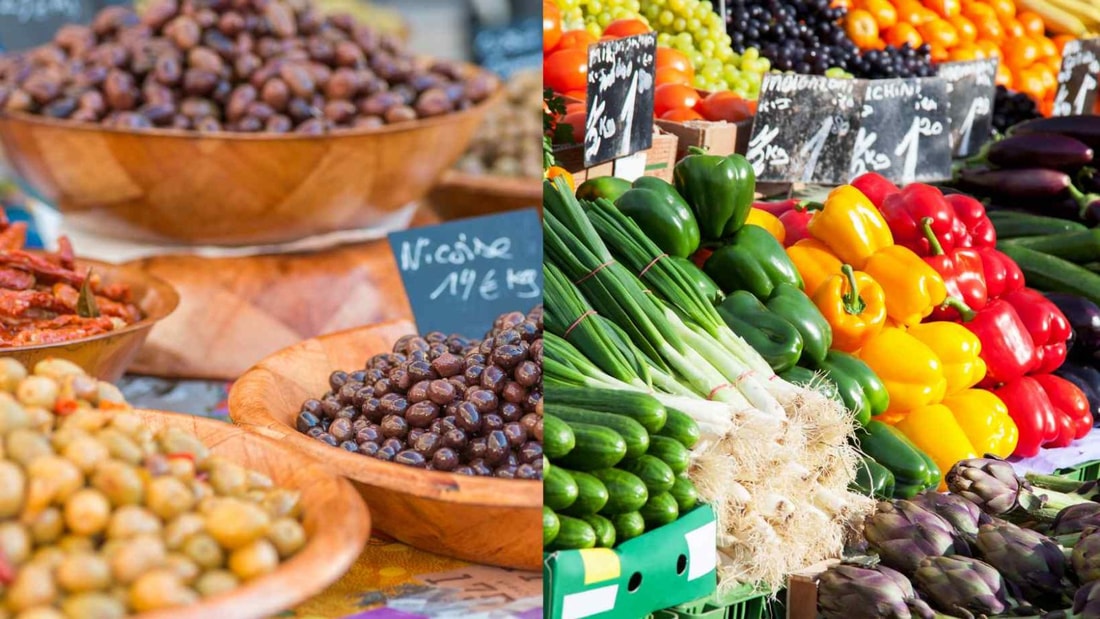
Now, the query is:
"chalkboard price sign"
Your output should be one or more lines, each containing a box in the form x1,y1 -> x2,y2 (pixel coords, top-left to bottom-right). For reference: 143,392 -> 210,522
584,32 -> 657,168
747,73 -> 862,184
388,209 -> 543,339
938,58 -> 997,157
851,77 -> 951,184
1053,37 -> 1100,117
0,0 -> 126,52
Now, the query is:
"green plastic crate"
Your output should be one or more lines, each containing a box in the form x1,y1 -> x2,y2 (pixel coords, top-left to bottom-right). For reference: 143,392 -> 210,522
661,583 -> 783,619
1057,459 -> 1100,482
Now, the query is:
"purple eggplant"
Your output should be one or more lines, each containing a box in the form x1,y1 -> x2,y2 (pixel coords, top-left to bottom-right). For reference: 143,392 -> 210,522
1056,362 -> 1100,424
984,132 -> 1094,171
985,197 -> 1084,221
1047,293 -> 1100,361
1009,115 -> 1100,152
957,167 -> 1072,199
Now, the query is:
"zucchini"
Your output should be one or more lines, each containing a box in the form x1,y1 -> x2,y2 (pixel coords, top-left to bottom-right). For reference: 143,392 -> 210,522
548,405 -> 649,460
988,211 -> 1087,238
670,474 -> 699,512
639,492 -> 680,529
554,421 -> 628,471
544,465 -> 579,511
546,385 -> 667,433
611,512 -> 646,543
999,245 -> 1100,306
593,468 -> 649,515
581,514 -> 617,548
856,421 -> 931,490
551,515 -> 597,551
560,469 -> 610,516
543,415 -> 575,460
1000,229 -> 1100,264
543,507 -> 560,546
656,407 -> 701,449
619,455 -> 676,495
647,436 -> 691,475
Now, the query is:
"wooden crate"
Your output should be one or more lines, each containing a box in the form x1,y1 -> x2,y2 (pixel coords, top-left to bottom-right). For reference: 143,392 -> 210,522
553,128 -> 679,184
656,117 -> 754,159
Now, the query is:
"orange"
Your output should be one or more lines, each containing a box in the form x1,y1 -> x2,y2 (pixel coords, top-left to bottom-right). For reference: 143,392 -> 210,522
949,43 -> 983,60
1016,10 -> 1045,37
1004,36 -> 1039,70
896,0 -> 934,25
930,44 -> 950,62
996,62 -> 1013,88
557,30 -> 597,51
976,38 -> 1001,57
919,19 -> 960,49
949,15 -> 978,43
863,0 -> 898,29
926,0 -> 961,18
1041,55 -> 1062,73
1036,36 -> 1057,58
1053,34 -> 1075,54
543,1 -> 562,53
884,22 -> 923,48
603,18 -> 651,38
1032,63 -> 1056,94
656,67 -> 693,86
965,3 -> 1004,42
988,0 -> 1016,22
846,9 -> 882,49
1015,66 -> 1045,101
1003,18 -> 1025,38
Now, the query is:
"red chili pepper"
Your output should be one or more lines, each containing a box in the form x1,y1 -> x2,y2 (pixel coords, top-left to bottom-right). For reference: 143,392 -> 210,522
165,452 -> 196,463
1002,288 -> 1073,375
993,376 -> 1058,457
55,399 -> 79,416
944,193 -> 996,249
920,218 -> 989,320
851,172 -> 900,208
778,208 -> 814,247
974,247 -> 1025,300
752,198 -> 802,217
955,299 -> 1038,387
691,248 -> 713,269
0,550 -> 12,585
879,183 -> 961,256
1033,373 -> 1093,441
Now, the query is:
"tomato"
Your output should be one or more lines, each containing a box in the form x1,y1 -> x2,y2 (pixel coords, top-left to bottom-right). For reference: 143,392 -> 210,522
544,48 -> 588,94
660,108 -> 705,122
562,89 -> 588,101
656,67 -> 694,86
654,83 -> 701,117
557,29 -> 597,51
1004,35 -> 1038,70
603,18 -> 651,38
657,47 -> 694,78
845,9 -> 881,49
564,102 -> 586,116
560,111 -> 586,143
543,1 -> 562,53
695,91 -> 753,122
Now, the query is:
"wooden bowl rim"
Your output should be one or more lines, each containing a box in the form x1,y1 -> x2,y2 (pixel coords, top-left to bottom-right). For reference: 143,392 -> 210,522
435,169 -> 542,197
228,319 -> 542,509
130,409 -> 370,619
0,256 -> 180,353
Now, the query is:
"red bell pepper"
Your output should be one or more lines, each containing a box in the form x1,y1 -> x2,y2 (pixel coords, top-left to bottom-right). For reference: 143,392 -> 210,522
975,247 -> 1025,300
921,218 -> 989,321
1033,373 -> 1093,441
851,172 -> 900,208
1002,288 -> 1073,375
752,198 -> 802,217
944,193 -> 996,249
879,183 -> 961,256
993,376 -> 1058,457
692,248 -> 714,270
778,208 -> 813,247
956,299 -> 1038,387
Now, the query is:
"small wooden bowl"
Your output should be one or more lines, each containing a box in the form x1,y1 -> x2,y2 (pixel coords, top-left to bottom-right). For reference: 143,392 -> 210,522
132,409 -> 370,619
428,170 -> 542,220
0,75 -> 499,246
3,258 -> 179,382
228,320 -> 543,571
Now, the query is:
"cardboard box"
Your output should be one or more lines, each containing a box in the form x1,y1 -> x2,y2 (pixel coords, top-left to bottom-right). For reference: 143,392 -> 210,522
784,559 -> 840,619
655,117 -> 754,159
544,505 -> 718,619
553,128 -> 679,184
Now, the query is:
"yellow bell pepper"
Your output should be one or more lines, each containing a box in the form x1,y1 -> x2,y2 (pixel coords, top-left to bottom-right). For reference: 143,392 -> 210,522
907,322 -> 986,395
812,265 -> 886,353
857,327 -> 947,414
942,389 -> 1019,459
894,404 -> 978,492
806,185 -> 893,269
746,208 -> 785,245
862,245 -> 949,327
787,239 -> 843,297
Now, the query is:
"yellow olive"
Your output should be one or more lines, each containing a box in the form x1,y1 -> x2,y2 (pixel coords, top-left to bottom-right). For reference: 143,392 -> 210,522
0,522 -> 31,565
27,456 -> 84,502
7,563 -> 56,612
227,539 -> 279,580
91,461 -> 144,506
0,460 -> 25,517
182,533 -> 224,569
60,592 -> 126,619
106,505 -> 161,539
32,359 -> 84,380
129,569 -> 199,612
28,507 -> 63,544
7,429 -> 51,466
16,376 -> 59,410
13,607 -> 65,619
164,513 -> 205,550
61,435 -> 109,474
0,393 -> 31,434
56,552 -> 111,593
146,476 -> 196,520
64,488 -> 111,536
204,498 -> 270,550
163,553 -> 200,584
94,429 -> 142,465
109,535 -> 167,584
267,518 -> 306,558
208,459 -> 248,497
0,357 -> 28,391
193,569 -> 239,597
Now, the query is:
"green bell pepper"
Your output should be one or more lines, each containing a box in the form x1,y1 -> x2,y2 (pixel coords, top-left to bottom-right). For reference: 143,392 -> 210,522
673,148 -> 756,240
850,454 -> 896,500
809,351 -> 889,426
613,177 -> 701,259
765,284 -> 832,365
669,257 -> 724,305
576,176 -> 632,203
855,421 -> 936,499
702,225 -> 803,300
717,291 -> 803,373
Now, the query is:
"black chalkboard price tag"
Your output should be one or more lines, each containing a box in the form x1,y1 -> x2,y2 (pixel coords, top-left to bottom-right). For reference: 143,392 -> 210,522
584,32 -> 657,168
387,209 -> 543,339
937,58 -> 997,157
747,73 -> 862,184
471,15 -> 541,79
850,77 -> 952,184
0,0 -> 127,53
1053,37 -> 1100,117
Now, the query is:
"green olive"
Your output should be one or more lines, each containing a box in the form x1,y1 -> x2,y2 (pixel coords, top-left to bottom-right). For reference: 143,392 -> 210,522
29,507 -> 63,544
0,522 -> 31,565
182,533 -> 224,570
267,518 -> 306,558
28,456 -> 84,502
146,476 -> 196,520
56,536 -> 94,554
0,357 -> 28,391
60,592 -> 126,619
164,513 -> 205,550
7,563 -> 56,612
193,569 -> 239,598
56,552 -> 111,593
29,546 -> 65,570
0,394 -> 31,435
95,430 -> 142,465
64,488 -> 111,536
91,461 -> 144,506
204,498 -> 270,550
0,460 -> 25,517
33,359 -> 84,380
13,607 -> 65,619
163,553 -> 200,584
94,383 -> 126,407
7,429 -> 51,466
208,459 -> 248,497
106,505 -> 161,539
247,470 -> 273,490
128,569 -> 198,612
157,428 -> 208,461
57,374 -> 99,405
228,539 -> 279,580
61,435 -> 109,474
261,489 -> 302,520
16,376 -> 59,410
109,535 -> 166,584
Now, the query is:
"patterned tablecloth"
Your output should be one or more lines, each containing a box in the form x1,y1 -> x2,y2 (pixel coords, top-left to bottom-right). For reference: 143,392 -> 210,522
118,377 -> 543,619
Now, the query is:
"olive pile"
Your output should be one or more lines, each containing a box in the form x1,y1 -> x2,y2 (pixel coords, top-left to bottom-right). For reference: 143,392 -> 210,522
453,70 -> 541,179
296,306 -> 543,480
0,0 -> 497,133
0,358 -> 307,618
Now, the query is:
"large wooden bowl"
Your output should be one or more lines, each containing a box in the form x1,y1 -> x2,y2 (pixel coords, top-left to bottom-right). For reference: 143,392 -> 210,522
428,170 -> 542,220
132,409 -> 370,619
4,257 -> 179,382
228,320 -> 543,571
0,78 -> 499,246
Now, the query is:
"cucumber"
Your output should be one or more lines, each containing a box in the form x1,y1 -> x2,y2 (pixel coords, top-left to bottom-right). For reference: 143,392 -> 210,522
560,469 -> 610,516
1000,229 -> 1100,264
611,512 -> 646,543
639,492 -> 680,529
546,385 -> 667,433
544,465 -> 579,511
656,407 -> 701,449
554,421 -> 628,471
647,436 -> 691,475
543,507 -> 560,546
999,245 -> 1100,306
551,515 -> 597,550
543,415 -> 576,460
548,405 -> 649,460
988,211 -> 1087,238
670,474 -> 699,512
593,468 -> 649,515
619,455 -> 676,495
581,514 -> 617,548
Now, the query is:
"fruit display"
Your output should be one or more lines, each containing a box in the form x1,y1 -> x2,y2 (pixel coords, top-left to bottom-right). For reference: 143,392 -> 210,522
992,84 -> 1043,136
454,70 -> 542,179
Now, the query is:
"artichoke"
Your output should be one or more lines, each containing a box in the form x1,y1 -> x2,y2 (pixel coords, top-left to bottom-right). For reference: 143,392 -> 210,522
912,491 -> 991,540
1072,581 -> 1100,618
913,556 -> 1010,618
974,521 -> 1070,603
1073,527 -> 1100,585
947,457 -> 1041,517
1055,503 -> 1100,536
817,563 -> 936,619
864,500 -> 969,575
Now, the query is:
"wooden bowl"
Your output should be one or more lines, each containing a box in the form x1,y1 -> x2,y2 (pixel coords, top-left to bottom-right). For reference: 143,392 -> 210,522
3,258 -> 179,382
428,170 -> 541,220
0,77 -> 499,246
228,320 -> 543,571
132,409 -> 370,619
